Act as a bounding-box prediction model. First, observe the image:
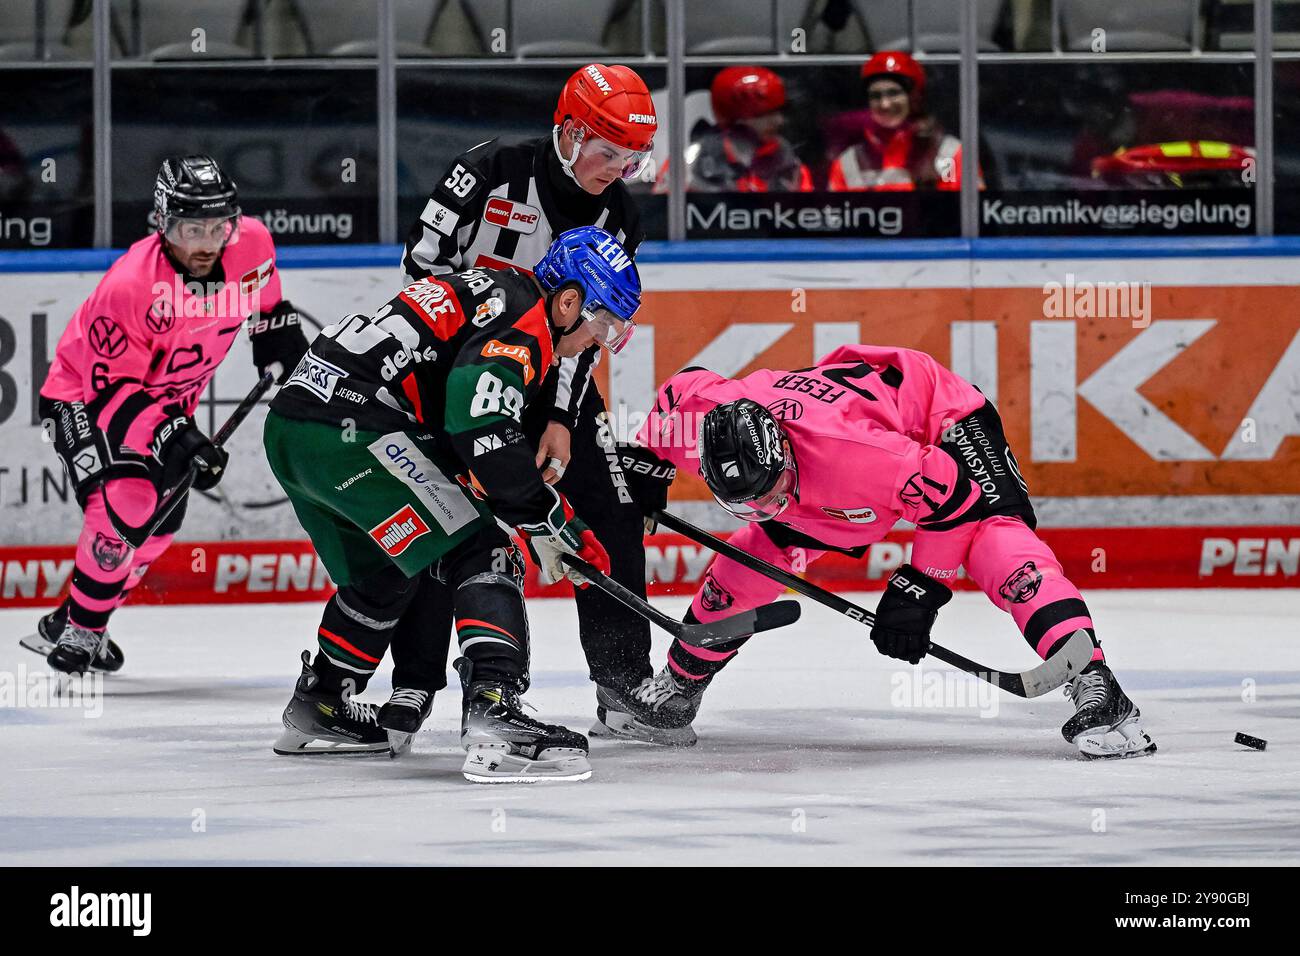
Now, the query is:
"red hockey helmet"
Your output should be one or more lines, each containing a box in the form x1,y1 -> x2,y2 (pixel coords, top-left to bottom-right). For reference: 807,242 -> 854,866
553,64 -> 657,181
861,50 -> 926,104
710,65 -> 787,127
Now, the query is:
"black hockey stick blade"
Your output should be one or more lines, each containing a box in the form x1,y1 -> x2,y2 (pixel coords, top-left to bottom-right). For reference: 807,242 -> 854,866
106,370 -> 276,550
654,508 -> 1090,697
558,553 -> 801,648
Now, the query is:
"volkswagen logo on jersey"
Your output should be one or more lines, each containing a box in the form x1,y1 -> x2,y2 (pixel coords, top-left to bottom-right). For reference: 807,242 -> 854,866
88,316 -> 128,358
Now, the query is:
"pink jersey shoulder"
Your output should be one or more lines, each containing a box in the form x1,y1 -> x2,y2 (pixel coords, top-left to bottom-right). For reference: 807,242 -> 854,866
223,216 -> 282,312
814,343 -> 985,440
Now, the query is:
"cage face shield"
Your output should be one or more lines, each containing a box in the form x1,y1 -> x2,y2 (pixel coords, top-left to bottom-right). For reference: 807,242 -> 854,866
162,212 -> 241,252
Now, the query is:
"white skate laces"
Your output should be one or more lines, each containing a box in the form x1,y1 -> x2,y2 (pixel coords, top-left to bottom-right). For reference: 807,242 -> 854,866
343,697 -> 380,726
388,687 -> 430,710
1065,670 -> 1108,708
59,625 -> 107,656
634,670 -> 684,709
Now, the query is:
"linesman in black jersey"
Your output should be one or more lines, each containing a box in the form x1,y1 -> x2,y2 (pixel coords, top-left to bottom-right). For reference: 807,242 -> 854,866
394,64 -> 679,743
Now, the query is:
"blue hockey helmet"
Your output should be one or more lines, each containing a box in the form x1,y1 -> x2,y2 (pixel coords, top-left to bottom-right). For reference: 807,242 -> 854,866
534,225 -> 641,353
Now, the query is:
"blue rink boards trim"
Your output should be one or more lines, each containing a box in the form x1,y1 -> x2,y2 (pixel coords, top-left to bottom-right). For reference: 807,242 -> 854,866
4,235 -> 1300,273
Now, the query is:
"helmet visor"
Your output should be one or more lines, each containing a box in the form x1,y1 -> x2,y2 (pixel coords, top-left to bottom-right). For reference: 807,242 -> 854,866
163,212 -> 241,250
582,305 -> 636,354
713,454 -> 797,522
577,134 -> 653,181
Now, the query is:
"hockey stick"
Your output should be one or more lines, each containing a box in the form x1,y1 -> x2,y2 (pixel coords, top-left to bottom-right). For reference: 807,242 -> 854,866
107,370 -> 277,550
558,553 -> 802,649
653,509 -> 1093,698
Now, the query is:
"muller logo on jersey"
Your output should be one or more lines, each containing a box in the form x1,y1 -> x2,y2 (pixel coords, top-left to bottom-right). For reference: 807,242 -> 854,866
483,198 -> 540,235
368,505 -> 430,557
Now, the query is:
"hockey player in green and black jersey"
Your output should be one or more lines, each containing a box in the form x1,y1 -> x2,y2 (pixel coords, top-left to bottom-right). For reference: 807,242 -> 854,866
265,227 -> 640,782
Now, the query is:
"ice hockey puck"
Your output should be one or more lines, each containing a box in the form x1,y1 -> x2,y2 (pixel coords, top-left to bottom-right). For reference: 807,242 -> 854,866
1234,732 -> 1267,751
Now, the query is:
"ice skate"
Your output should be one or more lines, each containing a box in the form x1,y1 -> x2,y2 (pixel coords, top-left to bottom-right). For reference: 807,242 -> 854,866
21,602 -> 124,674
46,621 -> 116,676
273,651 -> 390,756
458,661 -> 590,783
377,686 -> 434,757
1062,661 -> 1156,759
591,668 -> 700,747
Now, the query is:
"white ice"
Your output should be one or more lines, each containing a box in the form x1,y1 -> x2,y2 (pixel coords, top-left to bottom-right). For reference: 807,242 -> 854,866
2,588 -> 1298,866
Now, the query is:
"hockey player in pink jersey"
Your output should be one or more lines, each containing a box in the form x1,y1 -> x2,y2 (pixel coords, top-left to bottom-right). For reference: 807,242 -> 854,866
611,345 -> 1155,758
21,155 -> 309,675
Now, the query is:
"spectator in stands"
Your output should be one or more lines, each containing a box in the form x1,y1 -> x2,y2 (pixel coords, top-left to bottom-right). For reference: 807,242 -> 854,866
829,51 -> 967,192
669,66 -> 813,193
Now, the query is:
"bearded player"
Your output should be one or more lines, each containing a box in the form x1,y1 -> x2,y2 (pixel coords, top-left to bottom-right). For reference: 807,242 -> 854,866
613,345 -> 1156,759
21,155 -> 308,675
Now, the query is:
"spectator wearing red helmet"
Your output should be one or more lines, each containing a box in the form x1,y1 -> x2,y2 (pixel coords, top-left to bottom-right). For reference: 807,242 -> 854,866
665,66 -> 812,193
829,51 -> 967,192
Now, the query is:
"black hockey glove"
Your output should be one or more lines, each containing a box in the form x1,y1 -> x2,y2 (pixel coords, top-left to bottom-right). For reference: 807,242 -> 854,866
870,563 -> 953,664
150,414 -> 228,492
617,442 -> 676,531
248,299 -> 309,384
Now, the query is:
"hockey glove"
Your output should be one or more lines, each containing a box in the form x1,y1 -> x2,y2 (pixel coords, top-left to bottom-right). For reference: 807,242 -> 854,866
617,442 -> 676,532
517,493 -> 611,588
871,563 -> 953,664
150,414 -> 228,492
248,299 -> 310,384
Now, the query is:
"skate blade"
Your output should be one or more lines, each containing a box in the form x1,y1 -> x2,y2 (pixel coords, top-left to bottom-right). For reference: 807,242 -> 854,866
1074,714 -> 1157,759
386,729 -> 416,758
461,744 -> 592,783
591,710 -> 698,748
273,726 -> 391,757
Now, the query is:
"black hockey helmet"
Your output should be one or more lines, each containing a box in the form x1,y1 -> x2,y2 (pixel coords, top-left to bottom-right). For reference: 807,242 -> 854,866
699,399 -> 797,521
153,154 -> 240,238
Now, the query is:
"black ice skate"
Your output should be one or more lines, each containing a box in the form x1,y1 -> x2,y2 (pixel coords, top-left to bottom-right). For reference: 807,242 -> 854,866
377,686 -> 434,758
46,622 -> 115,676
591,668 -> 701,747
1062,661 -> 1156,759
21,602 -> 124,673
458,661 -> 590,783
273,651 -> 390,756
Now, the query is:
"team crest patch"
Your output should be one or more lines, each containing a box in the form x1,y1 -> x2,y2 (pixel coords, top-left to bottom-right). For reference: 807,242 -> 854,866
998,561 -> 1042,605
92,532 -> 130,571
699,572 -> 734,613
368,505 -> 431,557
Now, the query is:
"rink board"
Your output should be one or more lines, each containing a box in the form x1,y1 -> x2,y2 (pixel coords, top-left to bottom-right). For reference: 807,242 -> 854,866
0,237 -> 1297,600
0,525 -> 1296,607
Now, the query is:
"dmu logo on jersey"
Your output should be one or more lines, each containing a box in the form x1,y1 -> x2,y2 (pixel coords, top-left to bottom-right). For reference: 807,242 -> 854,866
368,505 -> 430,557
483,198 -> 540,235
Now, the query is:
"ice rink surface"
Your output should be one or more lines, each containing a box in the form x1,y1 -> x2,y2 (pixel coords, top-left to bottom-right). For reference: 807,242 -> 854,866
2,588 -> 1297,866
